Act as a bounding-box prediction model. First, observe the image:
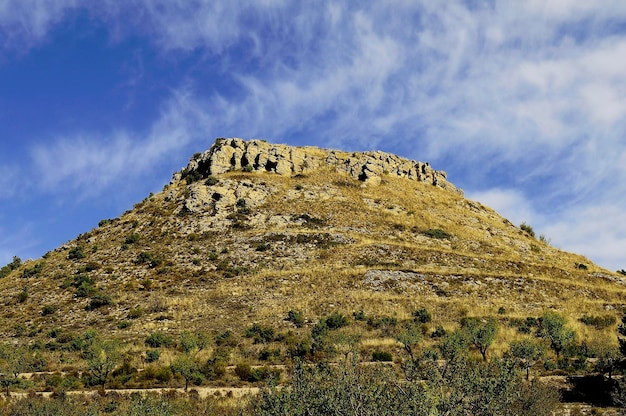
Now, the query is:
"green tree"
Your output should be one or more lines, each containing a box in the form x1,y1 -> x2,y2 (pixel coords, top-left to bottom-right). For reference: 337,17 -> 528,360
509,338 -> 545,380
461,316 -> 498,361
178,330 -> 210,354
537,312 -> 576,359
588,335 -> 621,380
171,354 -> 203,391
394,321 -> 422,366
85,340 -> 121,389
0,344 -> 29,395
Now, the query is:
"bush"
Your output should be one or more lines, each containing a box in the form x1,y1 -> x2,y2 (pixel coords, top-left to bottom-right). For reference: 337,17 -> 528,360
422,228 -> 452,239
215,330 -> 238,347
204,176 -> 219,186
17,289 -> 28,303
98,219 -> 112,227
372,351 -> 393,362
579,314 -> 616,330
21,262 -> 45,278
145,332 -> 174,348
412,308 -> 432,323
117,321 -> 131,329
323,312 -> 349,330
41,305 -> 58,316
0,256 -> 22,278
353,310 -> 367,321
125,233 -> 140,244
68,246 -> 86,260
145,349 -> 160,363
87,293 -> 112,310
245,323 -> 276,344
136,252 -> 162,268
285,310 -> 305,328
520,222 -> 536,238
128,308 -> 144,319
235,362 -> 280,382
242,164 -> 254,172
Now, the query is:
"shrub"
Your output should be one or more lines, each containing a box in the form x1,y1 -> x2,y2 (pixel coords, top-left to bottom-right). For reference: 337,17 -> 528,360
617,269 -> 626,276
255,243 -> 271,252
117,321 -> 131,329
128,308 -> 144,319
145,332 -> 174,348
204,176 -> 219,186
353,310 -> 367,321
242,164 -> 254,172
431,325 -> 446,338
181,168 -> 203,183
17,289 -> 28,303
372,351 -> 393,362
87,293 -> 112,310
136,252 -> 162,268
245,323 -> 276,344
259,347 -> 282,361
412,308 -> 432,323
367,316 -> 397,330
576,263 -> 588,270
324,312 -> 349,330
98,219 -> 112,227
235,362 -> 280,382
422,228 -> 452,239
579,314 -> 616,330
215,330 -> 238,347
520,222 -> 536,238
21,262 -> 45,278
125,233 -> 140,244
0,256 -> 22,278
285,310 -> 305,328
68,246 -> 86,260
41,305 -> 58,316
145,349 -> 160,363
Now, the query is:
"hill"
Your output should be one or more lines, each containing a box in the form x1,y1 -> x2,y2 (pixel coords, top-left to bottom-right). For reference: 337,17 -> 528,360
2,138 -> 623,340
0,138 -> 625,410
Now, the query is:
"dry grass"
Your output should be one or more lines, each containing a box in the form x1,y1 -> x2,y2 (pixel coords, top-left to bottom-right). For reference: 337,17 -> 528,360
0,164 -> 624,373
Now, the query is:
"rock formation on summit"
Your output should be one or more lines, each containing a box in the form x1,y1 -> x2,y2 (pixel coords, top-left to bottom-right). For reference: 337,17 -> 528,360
173,138 -> 462,195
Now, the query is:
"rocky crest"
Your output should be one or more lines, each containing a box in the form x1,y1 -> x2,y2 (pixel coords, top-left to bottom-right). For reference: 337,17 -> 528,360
172,138 -> 462,195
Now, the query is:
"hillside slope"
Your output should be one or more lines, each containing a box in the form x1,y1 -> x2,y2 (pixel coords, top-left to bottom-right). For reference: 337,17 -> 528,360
1,138 -> 624,347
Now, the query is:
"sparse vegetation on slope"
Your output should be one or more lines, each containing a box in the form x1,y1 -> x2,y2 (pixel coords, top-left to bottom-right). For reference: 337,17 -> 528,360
0,139 -> 625,412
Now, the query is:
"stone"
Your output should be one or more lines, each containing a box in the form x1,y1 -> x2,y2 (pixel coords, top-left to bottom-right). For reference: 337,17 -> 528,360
172,138 -> 463,196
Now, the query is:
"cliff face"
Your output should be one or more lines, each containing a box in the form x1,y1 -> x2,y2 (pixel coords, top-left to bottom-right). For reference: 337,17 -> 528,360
173,138 -> 462,195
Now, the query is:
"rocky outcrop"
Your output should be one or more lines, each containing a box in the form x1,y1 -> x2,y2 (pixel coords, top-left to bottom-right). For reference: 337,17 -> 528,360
173,138 -> 462,195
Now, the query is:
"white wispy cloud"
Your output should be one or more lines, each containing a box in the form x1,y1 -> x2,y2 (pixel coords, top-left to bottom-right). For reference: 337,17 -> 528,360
30,89 -> 211,196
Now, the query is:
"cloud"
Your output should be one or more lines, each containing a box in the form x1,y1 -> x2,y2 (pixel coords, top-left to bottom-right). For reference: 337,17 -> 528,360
0,0 -> 78,53
30,89 -> 211,196
543,204 -> 626,271
466,189 -> 542,230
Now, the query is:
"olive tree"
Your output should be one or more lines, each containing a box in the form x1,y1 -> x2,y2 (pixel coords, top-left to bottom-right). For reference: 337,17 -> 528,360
537,312 -> 576,359
85,340 -> 121,389
461,317 -> 498,361
509,338 -> 545,380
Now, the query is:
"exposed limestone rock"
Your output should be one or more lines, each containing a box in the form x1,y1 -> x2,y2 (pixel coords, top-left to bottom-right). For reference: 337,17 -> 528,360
173,138 -> 462,195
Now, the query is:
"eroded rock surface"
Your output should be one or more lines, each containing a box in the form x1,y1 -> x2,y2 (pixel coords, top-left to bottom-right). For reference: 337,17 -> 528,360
172,138 -> 462,195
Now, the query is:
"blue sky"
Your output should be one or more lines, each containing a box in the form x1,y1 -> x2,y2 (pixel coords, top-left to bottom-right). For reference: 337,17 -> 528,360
1,1 -> 625,271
